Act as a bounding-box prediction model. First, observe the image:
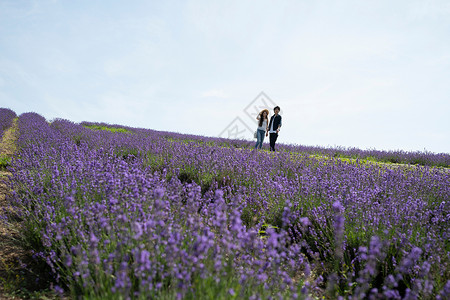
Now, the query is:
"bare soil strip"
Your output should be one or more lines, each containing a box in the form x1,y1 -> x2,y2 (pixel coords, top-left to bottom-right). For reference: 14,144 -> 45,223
0,120 -> 58,299
0,118 -> 27,298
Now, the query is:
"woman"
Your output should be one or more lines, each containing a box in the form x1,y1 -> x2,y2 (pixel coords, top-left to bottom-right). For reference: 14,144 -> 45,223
254,109 -> 269,150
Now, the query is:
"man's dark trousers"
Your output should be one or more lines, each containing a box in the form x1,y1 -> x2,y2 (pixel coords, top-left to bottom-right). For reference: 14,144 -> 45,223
269,133 -> 278,151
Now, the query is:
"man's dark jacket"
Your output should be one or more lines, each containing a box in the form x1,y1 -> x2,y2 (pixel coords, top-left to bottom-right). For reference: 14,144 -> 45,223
268,115 -> 282,132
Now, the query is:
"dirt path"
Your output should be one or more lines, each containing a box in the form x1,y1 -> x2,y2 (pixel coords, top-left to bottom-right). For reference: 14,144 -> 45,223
0,118 -> 17,157
0,118 -> 27,298
0,119 -> 62,299
0,119 -> 51,299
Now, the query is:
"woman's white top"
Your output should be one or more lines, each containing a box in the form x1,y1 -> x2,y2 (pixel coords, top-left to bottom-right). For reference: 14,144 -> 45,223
257,119 -> 268,131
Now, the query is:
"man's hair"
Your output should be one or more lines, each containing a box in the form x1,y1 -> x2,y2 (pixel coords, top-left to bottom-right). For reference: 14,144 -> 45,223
274,106 -> 280,111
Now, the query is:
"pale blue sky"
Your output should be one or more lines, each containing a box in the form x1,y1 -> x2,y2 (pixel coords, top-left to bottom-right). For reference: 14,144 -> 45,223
1,0 -> 449,153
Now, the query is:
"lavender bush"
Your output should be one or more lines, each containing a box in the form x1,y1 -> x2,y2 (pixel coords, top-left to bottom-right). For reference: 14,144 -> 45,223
6,111 -> 450,299
0,107 -> 16,138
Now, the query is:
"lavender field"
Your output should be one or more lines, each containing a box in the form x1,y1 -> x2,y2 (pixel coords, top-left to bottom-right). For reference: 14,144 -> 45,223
2,109 -> 450,299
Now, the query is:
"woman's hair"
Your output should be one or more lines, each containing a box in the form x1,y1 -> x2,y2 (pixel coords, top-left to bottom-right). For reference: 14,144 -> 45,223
258,109 -> 269,127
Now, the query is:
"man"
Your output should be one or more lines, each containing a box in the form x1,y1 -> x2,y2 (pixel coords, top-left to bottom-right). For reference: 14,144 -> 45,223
267,106 -> 282,151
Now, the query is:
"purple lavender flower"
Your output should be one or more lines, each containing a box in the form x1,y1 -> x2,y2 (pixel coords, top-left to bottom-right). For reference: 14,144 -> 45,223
132,222 -> 143,239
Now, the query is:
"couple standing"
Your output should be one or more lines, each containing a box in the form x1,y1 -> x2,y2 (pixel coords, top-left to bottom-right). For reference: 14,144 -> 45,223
254,106 -> 282,151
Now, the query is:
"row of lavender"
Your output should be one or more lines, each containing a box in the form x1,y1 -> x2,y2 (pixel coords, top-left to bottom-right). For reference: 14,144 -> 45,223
0,107 -> 16,139
81,121 -> 450,168
278,144 -> 450,168
8,113 -> 450,298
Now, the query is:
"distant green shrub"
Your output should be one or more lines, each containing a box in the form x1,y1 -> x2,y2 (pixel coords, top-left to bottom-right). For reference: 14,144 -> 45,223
83,124 -> 131,134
